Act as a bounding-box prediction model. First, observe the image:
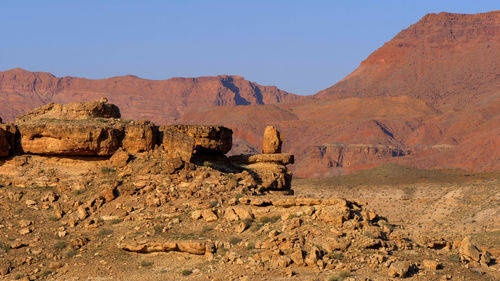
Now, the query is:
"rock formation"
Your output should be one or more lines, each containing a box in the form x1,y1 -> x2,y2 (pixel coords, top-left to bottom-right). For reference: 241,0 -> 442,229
262,126 -> 282,154
0,99 -> 293,192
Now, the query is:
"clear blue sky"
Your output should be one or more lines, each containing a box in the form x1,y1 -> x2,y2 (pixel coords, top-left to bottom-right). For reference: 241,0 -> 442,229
1,1 -> 498,95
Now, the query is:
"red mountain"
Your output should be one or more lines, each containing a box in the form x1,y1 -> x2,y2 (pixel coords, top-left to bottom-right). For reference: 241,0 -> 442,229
0,68 -> 301,122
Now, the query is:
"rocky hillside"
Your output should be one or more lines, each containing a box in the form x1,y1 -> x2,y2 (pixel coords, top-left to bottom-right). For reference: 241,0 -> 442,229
0,68 -> 301,123
0,100 -> 497,280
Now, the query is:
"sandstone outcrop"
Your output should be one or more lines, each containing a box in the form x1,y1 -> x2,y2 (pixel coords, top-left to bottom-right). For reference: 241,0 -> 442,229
158,126 -> 195,162
5,100 -> 234,159
230,128 -> 293,193
171,125 -> 232,155
15,99 -> 121,122
122,120 -> 157,153
262,126 -> 282,154
16,120 -> 124,156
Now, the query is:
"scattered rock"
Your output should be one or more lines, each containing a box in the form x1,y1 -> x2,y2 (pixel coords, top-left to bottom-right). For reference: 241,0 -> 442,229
422,259 -> 440,270
388,261 -> 411,278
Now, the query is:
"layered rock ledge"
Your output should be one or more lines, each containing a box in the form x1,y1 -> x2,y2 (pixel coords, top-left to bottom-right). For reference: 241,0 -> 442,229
0,99 -> 294,192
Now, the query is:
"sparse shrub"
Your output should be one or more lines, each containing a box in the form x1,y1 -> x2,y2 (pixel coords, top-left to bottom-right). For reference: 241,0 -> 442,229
101,166 -> 116,174
74,189 -> 85,195
154,225 -> 164,235
65,249 -> 77,258
249,222 -> 264,232
448,253 -> 460,262
201,226 -> 213,233
330,251 -> 344,260
40,270 -> 52,278
48,216 -> 59,222
246,242 -> 255,250
259,215 -> 280,224
181,269 -> 193,276
235,193 -> 243,201
140,260 -> 153,267
243,218 -> 253,228
362,231 -> 376,239
110,218 -> 122,224
209,200 -> 218,208
202,161 -> 213,168
229,236 -> 242,245
328,271 -> 351,281
98,228 -> 113,236
53,241 -> 67,250
14,273 -> 24,280
0,242 -> 10,253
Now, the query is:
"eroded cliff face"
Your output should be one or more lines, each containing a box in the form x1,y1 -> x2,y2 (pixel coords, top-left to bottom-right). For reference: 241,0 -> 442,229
316,11 -> 500,108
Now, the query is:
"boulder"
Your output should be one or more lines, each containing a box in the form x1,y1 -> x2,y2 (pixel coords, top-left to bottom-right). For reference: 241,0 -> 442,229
459,236 -> 481,262
17,120 -> 124,156
388,261 -> 411,278
158,126 -> 195,162
0,124 -> 17,157
241,162 -> 292,191
171,125 -> 232,154
262,126 -> 282,154
15,99 -> 120,122
122,120 -> 157,153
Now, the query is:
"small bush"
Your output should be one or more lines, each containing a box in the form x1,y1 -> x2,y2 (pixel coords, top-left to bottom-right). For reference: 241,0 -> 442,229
48,216 -> 59,221
74,189 -> 85,195
229,236 -> 242,245
330,251 -> 344,260
14,274 -> 24,280
98,228 -> 113,236
259,215 -> 280,224
181,269 -> 193,276
140,260 -> 153,267
40,269 -> 53,278
110,218 -> 122,224
449,253 -> 460,262
101,166 -> 116,174
201,226 -> 213,233
154,225 -> 164,235
246,242 -> 255,250
53,241 -> 67,250
209,200 -> 218,208
328,271 -> 351,281
243,218 -> 253,228
65,249 -> 77,258
0,242 -> 10,253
